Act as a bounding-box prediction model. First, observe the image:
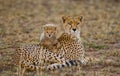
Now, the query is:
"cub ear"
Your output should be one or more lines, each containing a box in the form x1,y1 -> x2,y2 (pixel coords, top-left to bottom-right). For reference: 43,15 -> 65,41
78,16 -> 83,22
43,26 -> 47,30
62,16 -> 68,23
55,27 -> 58,33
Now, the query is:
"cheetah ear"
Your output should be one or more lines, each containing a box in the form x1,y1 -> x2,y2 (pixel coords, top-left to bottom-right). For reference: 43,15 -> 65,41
78,16 -> 83,22
54,26 -> 57,30
62,16 -> 68,23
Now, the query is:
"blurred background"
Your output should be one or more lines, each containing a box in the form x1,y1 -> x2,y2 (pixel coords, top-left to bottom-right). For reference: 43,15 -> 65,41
0,0 -> 120,76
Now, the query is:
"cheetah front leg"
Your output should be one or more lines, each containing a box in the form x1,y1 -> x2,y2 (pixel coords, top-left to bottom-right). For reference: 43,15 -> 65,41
21,67 -> 26,76
18,65 -> 26,76
18,64 -> 21,76
36,67 -> 40,76
36,67 -> 43,76
76,54 -> 86,74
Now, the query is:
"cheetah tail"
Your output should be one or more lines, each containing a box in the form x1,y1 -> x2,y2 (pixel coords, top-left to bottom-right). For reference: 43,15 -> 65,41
42,60 -> 84,71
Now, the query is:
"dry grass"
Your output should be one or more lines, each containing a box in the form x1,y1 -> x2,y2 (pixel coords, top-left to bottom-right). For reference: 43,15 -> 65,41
0,0 -> 120,76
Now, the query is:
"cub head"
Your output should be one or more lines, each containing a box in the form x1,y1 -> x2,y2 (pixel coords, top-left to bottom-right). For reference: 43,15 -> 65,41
62,16 -> 83,37
43,24 -> 57,38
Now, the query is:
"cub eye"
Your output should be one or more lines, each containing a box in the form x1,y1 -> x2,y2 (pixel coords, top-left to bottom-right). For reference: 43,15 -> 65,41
76,22 -> 79,25
68,23 -> 71,25
68,22 -> 72,25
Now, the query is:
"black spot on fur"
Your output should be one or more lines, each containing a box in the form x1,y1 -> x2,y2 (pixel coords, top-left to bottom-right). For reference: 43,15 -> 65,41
62,64 -> 65,67
73,60 -> 78,66
69,60 -> 78,66
69,60 -> 74,66
65,62 -> 70,67
53,66 -> 56,69
60,57 -> 63,59
48,68 -> 51,70
57,65 -> 60,69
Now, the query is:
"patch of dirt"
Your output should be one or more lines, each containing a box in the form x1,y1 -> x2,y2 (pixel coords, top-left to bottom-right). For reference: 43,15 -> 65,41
0,0 -> 120,76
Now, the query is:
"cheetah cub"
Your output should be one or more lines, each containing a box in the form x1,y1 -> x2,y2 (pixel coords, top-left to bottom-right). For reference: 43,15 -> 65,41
40,24 -> 60,51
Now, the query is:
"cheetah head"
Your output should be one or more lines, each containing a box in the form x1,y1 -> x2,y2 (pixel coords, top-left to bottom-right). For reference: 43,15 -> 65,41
62,16 -> 83,38
43,24 -> 57,38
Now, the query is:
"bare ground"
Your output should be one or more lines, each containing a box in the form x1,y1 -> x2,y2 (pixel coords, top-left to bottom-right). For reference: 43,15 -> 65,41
0,0 -> 120,76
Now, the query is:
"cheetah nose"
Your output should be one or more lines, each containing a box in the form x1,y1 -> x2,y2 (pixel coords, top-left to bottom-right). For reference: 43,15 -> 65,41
72,29 -> 76,31
49,35 -> 51,37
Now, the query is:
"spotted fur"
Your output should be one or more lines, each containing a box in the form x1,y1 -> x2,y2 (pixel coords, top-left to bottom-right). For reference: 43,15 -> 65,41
43,16 -> 86,70
15,44 -> 65,76
14,16 -> 87,76
40,24 -> 60,52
